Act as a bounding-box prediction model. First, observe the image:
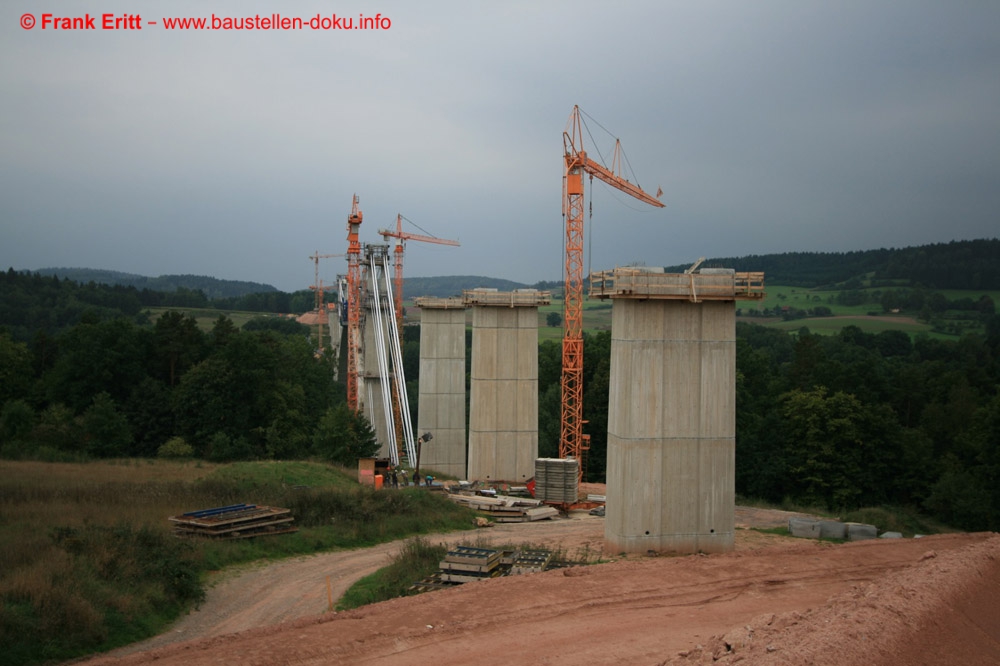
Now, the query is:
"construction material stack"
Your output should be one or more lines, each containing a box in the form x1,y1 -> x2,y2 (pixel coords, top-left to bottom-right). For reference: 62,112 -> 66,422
169,504 -> 296,539
439,546 -> 503,583
509,550 -> 554,575
446,491 -> 559,522
409,546 -> 561,592
533,457 -> 579,503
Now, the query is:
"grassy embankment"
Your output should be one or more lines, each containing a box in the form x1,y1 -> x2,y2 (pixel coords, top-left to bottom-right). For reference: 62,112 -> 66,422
337,536 -> 601,611
736,495 -> 956,538
0,459 -> 476,666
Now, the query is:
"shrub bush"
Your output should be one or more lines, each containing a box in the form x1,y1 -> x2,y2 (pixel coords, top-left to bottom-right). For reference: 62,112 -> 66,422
157,437 -> 194,459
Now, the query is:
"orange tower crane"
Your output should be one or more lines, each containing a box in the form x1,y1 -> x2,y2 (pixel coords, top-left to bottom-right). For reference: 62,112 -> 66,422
378,215 -> 460,331
308,252 -> 344,353
346,195 -> 363,412
559,105 -> 665,480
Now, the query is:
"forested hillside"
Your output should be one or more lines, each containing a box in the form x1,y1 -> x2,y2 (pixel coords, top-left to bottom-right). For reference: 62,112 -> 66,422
0,269 -> 313,341
665,238 -> 1000,289
3,244 -> 999,534
34,267 -> 278,299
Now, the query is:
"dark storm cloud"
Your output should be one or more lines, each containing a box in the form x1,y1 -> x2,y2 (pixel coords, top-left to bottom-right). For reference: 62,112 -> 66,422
1,1 -> 997,290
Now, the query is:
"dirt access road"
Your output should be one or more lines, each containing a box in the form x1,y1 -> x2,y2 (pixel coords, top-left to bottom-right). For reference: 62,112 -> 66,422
84,506 -> 999,666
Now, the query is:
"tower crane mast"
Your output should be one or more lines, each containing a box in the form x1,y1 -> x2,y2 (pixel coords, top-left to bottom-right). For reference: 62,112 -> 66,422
346,195 -> 363,412
308,252 -> 344,354
559,105 -> 664,481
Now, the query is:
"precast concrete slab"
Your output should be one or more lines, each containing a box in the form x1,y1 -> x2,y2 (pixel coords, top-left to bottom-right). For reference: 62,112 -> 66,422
818,520 -> 848,540
846,523 -> 878,541
789,517 -> 822,538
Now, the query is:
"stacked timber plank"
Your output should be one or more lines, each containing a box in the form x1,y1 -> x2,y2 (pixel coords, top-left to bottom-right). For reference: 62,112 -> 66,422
533,457 -> 579,503
169,503 -> 296,539
439,546 -> 503,583
446,491 -> 559,522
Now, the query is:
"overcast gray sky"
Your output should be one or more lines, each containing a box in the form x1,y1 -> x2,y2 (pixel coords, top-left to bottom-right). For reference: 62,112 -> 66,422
2,1 -> 998,292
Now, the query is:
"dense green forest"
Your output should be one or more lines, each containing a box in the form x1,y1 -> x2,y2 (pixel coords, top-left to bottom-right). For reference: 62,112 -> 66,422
34,268 -> 279,299
524,320 -> 1000,532
666,238 -> 1000,289
0,271 -> 377,468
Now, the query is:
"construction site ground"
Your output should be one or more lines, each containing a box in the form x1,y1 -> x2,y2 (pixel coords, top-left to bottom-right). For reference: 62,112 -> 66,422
82,491 -> 1000,666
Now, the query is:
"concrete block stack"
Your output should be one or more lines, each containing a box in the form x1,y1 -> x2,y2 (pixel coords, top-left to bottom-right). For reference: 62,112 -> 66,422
533,457 -> 579,503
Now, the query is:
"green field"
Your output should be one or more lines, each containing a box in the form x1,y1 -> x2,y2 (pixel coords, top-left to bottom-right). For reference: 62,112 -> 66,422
765,316 -> 935,336
536,299 -> 613,341
746,284 -> 877,316
741,283 -> 994,338
145,306 -> 291,331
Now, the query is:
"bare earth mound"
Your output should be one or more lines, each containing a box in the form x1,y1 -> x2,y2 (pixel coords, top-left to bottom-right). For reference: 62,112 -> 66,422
79,505 -> 999,666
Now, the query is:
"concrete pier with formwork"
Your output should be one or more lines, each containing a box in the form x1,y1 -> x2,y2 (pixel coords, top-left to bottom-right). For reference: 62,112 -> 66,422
361,310 -> 392,456
464,289 -> 551,483
414,297 -> 467,478
590,267 -> 764,555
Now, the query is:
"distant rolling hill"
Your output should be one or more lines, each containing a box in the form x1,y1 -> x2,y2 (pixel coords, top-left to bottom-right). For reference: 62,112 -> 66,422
402,275 -> 531,299
34,268 -> 278,299
664,238 -> 1000,290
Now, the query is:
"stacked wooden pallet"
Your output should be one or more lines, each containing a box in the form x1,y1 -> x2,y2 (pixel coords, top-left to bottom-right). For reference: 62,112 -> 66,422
169,503 -> 296,539
445,492 -> 559,522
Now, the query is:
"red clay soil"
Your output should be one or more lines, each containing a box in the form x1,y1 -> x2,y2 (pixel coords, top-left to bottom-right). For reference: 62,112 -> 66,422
78,503 -> 1000,666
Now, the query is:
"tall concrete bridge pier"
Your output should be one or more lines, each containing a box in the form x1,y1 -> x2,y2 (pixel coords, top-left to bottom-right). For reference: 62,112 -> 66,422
591,268 -> 765,555
414,297 -> 467,478
464,289 -> 551,483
